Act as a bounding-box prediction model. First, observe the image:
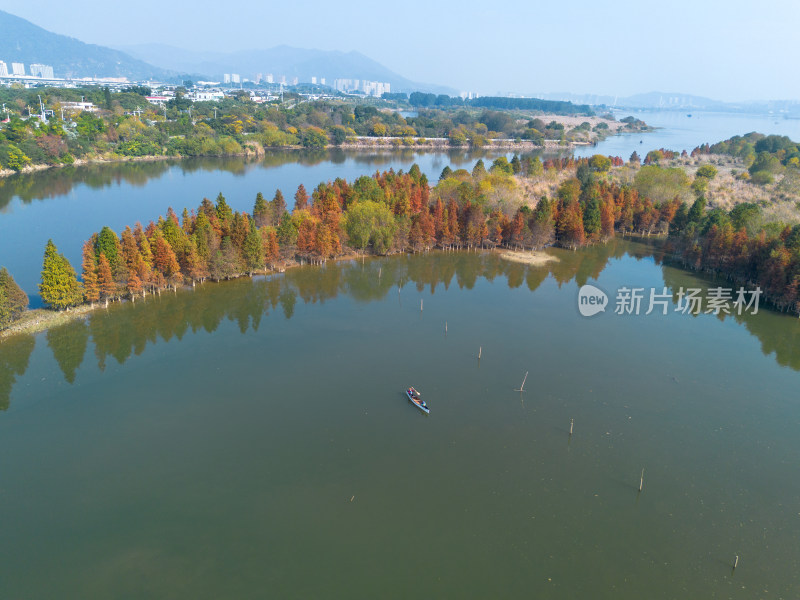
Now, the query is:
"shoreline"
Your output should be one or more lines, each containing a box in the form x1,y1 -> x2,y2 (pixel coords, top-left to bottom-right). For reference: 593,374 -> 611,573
0,252 -> 366,341
0,135 -> 626,179
0,247 -> 555,341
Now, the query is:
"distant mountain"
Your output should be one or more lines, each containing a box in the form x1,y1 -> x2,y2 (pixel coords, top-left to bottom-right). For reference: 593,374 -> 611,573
0,9 -> 175,81
117,43 -> 458,95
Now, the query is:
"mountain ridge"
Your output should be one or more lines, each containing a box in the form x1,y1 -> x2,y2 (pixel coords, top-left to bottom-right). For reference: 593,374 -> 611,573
0,10 -> 175,81
116,43 -> 458,94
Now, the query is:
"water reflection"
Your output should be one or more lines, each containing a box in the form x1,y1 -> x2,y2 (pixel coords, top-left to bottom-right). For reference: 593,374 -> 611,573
2,240 -> 798,410
0,335 -> 35,411
0,148 -> 547,213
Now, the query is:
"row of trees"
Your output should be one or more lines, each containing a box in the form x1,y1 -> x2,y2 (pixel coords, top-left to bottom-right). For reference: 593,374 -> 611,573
667,198 -> 800,312
31,156 -> 682,313
1,84 -> 639,172
407,93 -> 594,115
16,142 -> 800,319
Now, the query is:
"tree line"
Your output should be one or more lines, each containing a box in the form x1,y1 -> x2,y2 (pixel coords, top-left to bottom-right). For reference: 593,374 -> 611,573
0,85 -> 626,173
8,237 -> 800,412
666,197 -> 800,312
5,142 -> 800,331
407,92 -> 594,115
27,155 -> 674,314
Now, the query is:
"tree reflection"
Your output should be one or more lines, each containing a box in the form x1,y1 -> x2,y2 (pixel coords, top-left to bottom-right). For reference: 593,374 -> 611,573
0,335 -> 35,410
0,149 -> 539,213
2,240 -> 800,410
46,319 -> 89,384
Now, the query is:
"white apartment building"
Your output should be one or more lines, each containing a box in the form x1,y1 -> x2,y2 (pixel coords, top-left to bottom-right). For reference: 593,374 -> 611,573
30,64 -> 55,78
189,90 -> 225,102
11,62 -> 25,76
0,61 -> 8,77
334,78 -> 390,97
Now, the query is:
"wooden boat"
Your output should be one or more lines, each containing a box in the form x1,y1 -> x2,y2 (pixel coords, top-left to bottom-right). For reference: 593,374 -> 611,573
406,387 -> 429,414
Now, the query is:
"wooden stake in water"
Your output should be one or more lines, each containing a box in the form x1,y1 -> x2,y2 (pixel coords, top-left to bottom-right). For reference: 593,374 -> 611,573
478,346 -> 482,359
445,321 -> 448,334
639,468 -> 644,492
420,299 -> 423,311
378,267 -> 381,279
516,371 -> 529,392
733,555 -> 738,570
569,418 -> 574,435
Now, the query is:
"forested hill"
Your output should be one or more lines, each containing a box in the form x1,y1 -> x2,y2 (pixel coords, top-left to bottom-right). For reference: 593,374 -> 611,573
0,10 -> 174,81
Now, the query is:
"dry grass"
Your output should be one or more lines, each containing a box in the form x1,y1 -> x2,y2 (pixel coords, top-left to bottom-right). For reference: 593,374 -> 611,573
498,250 -> 559,266
519,169 -> 573,206
657,155 -> 800,226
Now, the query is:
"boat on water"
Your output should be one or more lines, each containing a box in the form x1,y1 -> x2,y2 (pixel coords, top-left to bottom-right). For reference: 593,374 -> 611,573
406,387 -> 429,414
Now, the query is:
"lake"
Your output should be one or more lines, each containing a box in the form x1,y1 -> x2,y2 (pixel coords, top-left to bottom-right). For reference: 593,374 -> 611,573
0,149 -> 519,305
1,241 -> 800,598
574,109 -> 800,159
3,109 -> 800,304
2,110 -> 800,597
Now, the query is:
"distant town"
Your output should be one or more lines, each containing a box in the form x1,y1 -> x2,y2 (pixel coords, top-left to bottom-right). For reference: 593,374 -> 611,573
0,58 -> 489,108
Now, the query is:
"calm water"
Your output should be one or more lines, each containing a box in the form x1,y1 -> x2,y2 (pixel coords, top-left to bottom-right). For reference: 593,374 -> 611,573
0,149 -> 518,305
575,109 -> 800,159
3,110 -> 800,303
1,242 -> 800,598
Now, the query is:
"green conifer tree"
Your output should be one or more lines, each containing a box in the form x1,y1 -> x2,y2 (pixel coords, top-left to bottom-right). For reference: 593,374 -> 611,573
253,192 -> 270,228
0,267 -> 29,329
243,221 -> 264,274
39,240 -> 83,310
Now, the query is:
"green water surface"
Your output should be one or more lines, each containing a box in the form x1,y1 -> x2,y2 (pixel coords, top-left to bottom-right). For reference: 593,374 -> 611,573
1,241 -> 799,598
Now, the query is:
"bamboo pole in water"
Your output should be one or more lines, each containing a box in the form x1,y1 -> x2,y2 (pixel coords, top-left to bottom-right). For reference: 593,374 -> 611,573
639,469 -> 644,492
570,419 -> 574,435
516,371 -> 528,392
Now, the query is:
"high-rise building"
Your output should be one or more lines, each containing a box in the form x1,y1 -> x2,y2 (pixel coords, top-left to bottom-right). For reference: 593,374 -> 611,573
231,73 -> 240,84
0,61 -> 8,77
335,79 -> 390,97
320,78 -> 326,86
11,62 -> 25,76
291,76 -> 298,86
311,76 -> 317,85
223,74 -> 231,84
30,64 -> 54,78
265,73 -> 274,83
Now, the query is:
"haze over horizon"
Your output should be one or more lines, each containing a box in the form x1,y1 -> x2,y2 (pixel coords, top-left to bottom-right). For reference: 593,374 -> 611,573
1,0 -> 798,102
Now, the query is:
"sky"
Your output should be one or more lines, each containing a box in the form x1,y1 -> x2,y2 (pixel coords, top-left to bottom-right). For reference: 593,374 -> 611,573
2,0 -> 799,101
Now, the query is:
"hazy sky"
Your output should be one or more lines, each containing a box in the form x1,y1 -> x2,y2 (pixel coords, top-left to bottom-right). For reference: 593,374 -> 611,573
3,0 -> 798,101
